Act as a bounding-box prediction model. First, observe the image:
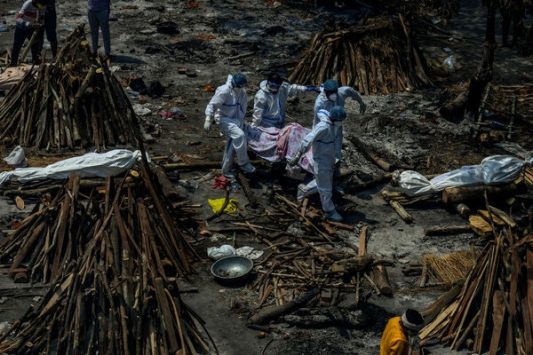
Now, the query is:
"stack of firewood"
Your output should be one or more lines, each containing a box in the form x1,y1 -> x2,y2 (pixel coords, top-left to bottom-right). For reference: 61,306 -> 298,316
289,16 -> 432,94
0,164 -> 212,354
0,26 -> 138,150
420,217 -> 532,354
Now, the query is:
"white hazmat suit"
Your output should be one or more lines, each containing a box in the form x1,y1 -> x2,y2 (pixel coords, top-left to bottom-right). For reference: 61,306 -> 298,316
313,86 -> 365,161
205,75 -> 253,177
297,109 -> 339,217
252,81 -> 309,129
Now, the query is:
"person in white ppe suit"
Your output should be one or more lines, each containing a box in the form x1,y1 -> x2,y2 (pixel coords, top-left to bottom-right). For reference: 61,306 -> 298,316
252,73 -> 319,129
288,106 -> 347,222
314,79 -> 366,162
204,73 -> 255,177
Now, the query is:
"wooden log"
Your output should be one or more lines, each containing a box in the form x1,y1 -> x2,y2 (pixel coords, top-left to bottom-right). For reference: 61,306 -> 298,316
248,287 -> 319,325
358,225 -> 368,256
237,171 -> 258,208
152,165 -> 183,200
488,290 -> 506,354
13,271 -> 29,283
227,51 -> 256,61
372,264 -> 392,296
163,159 -> 266,171
488,206 -> 517,228
3,185 -> 62,197
453,203 -> 471,218
422,283 -> 463,323
439,91 -> 468,120
344,173 -> 393,194
74,65 -> 96,102
330,255 -> 374,273
281,308 -> 369,328
349,136 -> 393,171
424,225 -> 471,236
442,183 -> 519,204
389,200 -> 413,223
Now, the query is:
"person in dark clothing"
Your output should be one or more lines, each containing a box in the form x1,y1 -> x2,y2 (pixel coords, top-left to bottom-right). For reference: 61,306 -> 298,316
88,0 -> 111,60
500,0 -> 525,47
44,0 -> 58,59
10,0 -> 47,66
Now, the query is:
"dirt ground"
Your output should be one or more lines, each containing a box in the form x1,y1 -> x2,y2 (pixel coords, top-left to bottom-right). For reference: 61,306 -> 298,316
0,0 -> 532,354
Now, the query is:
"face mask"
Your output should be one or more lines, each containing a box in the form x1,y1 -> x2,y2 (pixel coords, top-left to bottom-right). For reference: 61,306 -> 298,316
269,86 -> 279,94
327,93 -> 338,101
267,82 -> 280,94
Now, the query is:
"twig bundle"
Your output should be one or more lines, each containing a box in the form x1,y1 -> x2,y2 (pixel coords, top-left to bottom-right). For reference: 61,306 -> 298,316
422,250 -> 477,285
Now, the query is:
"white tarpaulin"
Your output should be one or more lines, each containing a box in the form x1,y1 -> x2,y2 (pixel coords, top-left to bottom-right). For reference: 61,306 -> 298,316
398,155 -> 532,197
0,149 -> 143,186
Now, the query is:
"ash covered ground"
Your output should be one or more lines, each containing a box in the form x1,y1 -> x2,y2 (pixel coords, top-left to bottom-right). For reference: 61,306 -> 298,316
0,0 -> 532,354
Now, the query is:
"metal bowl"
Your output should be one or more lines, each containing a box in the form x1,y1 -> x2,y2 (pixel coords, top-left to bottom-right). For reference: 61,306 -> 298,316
210,256 -> 253,283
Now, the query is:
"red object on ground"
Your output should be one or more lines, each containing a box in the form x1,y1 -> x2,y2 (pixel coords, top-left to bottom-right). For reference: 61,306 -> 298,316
212,175 -> 231,189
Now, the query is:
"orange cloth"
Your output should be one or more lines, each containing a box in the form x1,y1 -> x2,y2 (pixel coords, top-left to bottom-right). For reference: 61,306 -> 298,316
380,316 -> 409,355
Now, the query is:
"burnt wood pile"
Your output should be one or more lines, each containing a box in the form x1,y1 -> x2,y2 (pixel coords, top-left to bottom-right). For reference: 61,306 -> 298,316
246,194 -> 393,326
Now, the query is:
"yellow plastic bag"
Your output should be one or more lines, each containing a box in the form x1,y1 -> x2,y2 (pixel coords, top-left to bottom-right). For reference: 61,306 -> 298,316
208,198 -> 239,214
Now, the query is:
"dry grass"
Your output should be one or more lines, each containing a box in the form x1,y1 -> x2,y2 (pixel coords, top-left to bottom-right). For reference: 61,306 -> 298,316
423,250 -> 477,285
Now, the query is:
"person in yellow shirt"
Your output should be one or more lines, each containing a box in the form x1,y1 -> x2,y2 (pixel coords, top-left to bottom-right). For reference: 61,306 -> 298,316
380,309 -> 425,355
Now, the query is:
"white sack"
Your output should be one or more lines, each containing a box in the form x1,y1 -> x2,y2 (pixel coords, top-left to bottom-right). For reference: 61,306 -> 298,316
0,149 -> 142,186
399,155 -> 531,197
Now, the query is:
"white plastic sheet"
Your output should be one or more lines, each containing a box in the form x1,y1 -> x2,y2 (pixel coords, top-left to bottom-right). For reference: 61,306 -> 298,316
3,146 -> 27,168
0,149 -> 142,186
235,246 -> 264,260
207,245 -> 235,260
207,245 -> 264,260
398,155 -> 532,197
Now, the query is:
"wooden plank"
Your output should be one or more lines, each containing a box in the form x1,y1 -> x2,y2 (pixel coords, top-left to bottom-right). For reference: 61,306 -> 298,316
389,200 -> 413,223
424,225 -> 471,236
358,225 -> 368,256
527,246 -> 533,342
488,290 -> 506,353
372,264 -> 393,296
420,300 -> 458,340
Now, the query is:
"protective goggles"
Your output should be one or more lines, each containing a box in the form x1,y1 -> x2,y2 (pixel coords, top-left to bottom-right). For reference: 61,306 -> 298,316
267,81 -> 281,90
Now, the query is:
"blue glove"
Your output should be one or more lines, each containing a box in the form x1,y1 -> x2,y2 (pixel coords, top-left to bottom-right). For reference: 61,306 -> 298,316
306,85 -> 320,93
